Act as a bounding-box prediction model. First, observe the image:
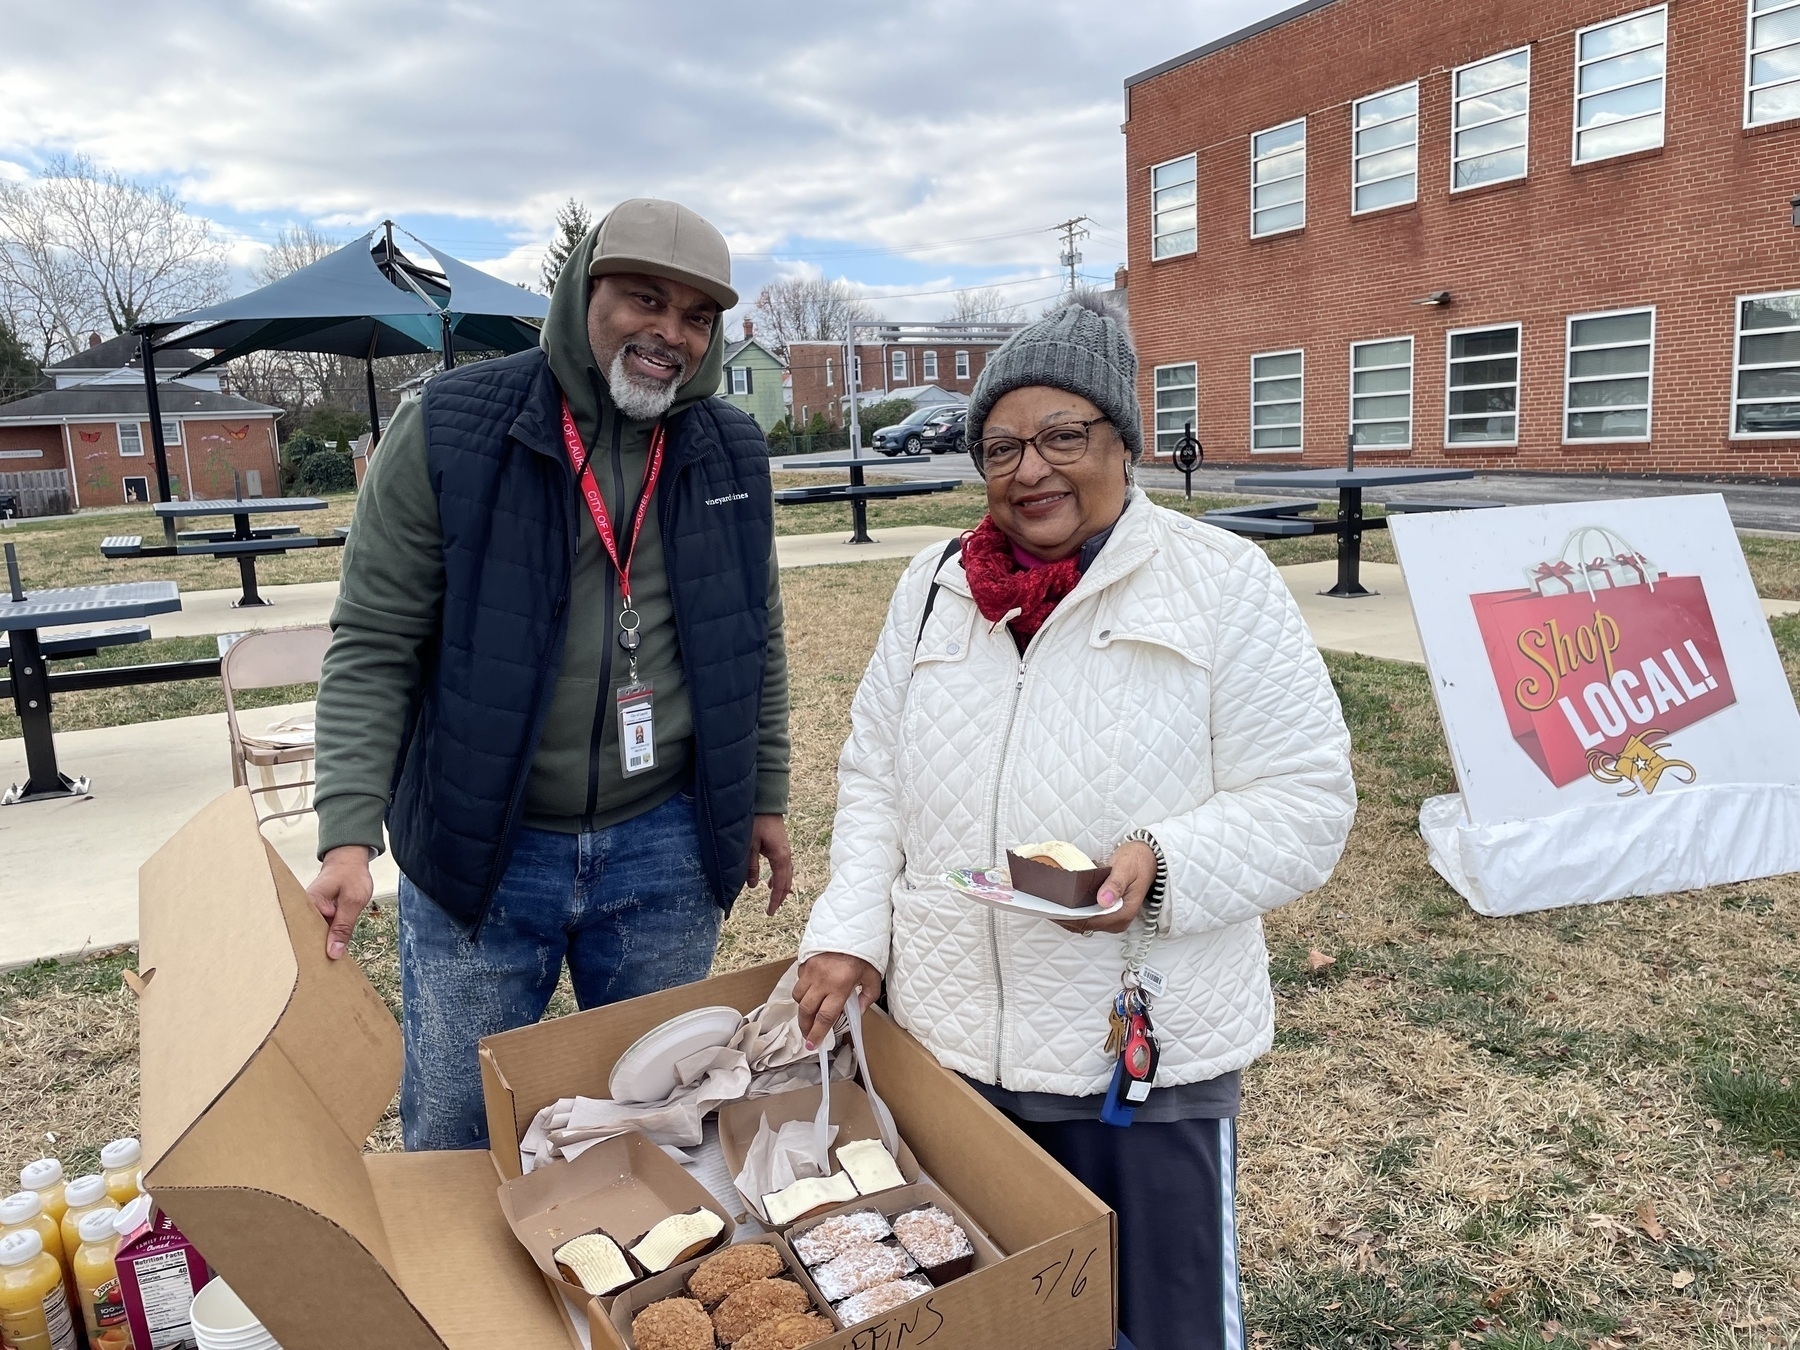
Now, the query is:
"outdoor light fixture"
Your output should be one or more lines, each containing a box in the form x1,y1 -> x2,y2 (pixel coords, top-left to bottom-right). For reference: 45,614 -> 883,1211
1791,192 -> 1800,227
1414,290 -> 1451,306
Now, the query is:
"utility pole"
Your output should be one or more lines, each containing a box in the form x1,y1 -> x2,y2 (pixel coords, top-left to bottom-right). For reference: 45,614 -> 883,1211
1051,216 -> 1090,295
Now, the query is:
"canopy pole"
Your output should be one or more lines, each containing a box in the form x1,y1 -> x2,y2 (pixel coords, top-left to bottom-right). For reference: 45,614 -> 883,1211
138,330 -> 177,543
364,331 -> 382,449
440,312 -> 454,373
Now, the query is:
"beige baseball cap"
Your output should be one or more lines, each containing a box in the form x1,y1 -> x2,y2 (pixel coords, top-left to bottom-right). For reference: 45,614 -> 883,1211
588,198 -> 737,310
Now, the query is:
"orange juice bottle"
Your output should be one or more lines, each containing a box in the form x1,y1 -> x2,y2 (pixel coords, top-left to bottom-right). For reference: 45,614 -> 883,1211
73,1208 -> 134,1350
0,1229 -> 78,1350
57,1178 -> 110,1273
0,1189 -> 77,1333
18,1161 -> 66,1229
98,1142 -> 142,1208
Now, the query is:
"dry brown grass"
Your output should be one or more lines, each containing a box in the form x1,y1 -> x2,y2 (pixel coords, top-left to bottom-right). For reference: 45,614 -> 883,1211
5,556 -> 1800,1348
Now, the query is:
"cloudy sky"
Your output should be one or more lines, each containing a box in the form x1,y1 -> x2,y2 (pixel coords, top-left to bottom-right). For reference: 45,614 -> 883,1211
0,1 -> 1289,327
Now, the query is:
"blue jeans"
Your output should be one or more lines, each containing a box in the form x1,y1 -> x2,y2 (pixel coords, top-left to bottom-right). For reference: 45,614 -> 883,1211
398,792 -> 723,1151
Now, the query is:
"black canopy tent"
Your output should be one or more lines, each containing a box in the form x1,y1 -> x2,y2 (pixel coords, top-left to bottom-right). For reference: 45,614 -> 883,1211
134,222 -> 548,510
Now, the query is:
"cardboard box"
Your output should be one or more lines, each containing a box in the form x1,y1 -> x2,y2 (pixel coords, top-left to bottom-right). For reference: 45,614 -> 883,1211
481,962 -> 1118,1350
496,1129 -> 733,1306
606,1233 -> 832,1349
716,1081 -> 921,1225
135,791 -> 572,1350
136,790 -> 1115,1350
1006,850 -> 1109,908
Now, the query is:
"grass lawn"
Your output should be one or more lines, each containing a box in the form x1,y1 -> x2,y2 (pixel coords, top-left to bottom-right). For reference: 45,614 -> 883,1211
4,498 -> 1800,1347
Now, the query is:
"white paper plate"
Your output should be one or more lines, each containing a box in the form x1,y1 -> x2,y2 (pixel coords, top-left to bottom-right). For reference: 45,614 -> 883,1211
608,1005 -> 746,1104
943,868 -> 1123,922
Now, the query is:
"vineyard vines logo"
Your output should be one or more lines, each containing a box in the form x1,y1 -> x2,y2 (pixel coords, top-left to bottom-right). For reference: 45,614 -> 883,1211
705,491 -> 749,506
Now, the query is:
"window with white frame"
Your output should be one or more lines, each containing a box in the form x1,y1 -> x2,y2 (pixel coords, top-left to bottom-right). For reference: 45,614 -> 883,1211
1575,6 -> 1667,163
955,350 -> 970,380
1352,83 -> 1419,213
1151,154 -> 1197,258
1153,363 -> 1197,456
1350,338 -> 1414,447
1564,308 -> 1655,440
922,350 -> 938,381
730,367 -> 749,396
1454,48 -> 1531,188
162,419 -> 181,445
1250,351 -> 1303,451
1732,291 -> 1800,435
825,357 -> 833,387
1747,0 -> 1800,125
891,350 -> 906,382
1446,324 -> 1521,444
1250,120 -> 1306,237
117,422 -> 144,456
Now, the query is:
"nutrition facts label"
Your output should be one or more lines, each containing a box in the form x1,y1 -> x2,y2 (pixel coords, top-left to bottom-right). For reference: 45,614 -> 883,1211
131,1250 -> 199,1348
43,1283 -> 76,1350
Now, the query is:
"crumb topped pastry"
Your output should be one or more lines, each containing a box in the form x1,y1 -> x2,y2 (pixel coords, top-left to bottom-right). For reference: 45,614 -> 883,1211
809,1241 -> 917,1302
631,1296 -> 714,1350
791,1209 -> 892,1266
732,1311 -> 834,1350
834,1276 -> 933,1327
688,1242 -> 787,1307
891,1205 -> 975,1283
711,1277 -> 812,1345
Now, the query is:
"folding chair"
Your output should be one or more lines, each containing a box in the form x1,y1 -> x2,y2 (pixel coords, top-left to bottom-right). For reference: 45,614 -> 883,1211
220,625 -> 331,825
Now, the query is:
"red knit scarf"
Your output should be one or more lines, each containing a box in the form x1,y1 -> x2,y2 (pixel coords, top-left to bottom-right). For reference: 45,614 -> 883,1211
960,515 -> 1082,646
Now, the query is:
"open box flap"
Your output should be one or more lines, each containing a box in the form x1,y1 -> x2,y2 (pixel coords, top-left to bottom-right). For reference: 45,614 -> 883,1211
136,790 -> 568,1350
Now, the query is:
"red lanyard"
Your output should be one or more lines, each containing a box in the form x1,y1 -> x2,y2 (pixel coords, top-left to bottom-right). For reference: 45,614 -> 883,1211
559,395 -> 665,606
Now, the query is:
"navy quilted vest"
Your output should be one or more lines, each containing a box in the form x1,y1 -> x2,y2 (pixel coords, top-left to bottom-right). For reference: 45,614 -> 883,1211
386,348 -> 774,931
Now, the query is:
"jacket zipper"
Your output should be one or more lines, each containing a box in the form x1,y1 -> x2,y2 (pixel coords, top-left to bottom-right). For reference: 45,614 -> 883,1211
583,415 -> 625,826
983,646 -> 1031,1084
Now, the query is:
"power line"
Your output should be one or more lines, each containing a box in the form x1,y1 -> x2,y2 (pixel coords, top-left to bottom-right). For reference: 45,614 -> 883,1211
1049,216 -> 1090,295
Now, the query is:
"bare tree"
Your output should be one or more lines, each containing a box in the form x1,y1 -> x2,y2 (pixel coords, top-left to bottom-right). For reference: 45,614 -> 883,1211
0,155 -> 227,361
749,276 -> 878,358
945,286 -> 1025,325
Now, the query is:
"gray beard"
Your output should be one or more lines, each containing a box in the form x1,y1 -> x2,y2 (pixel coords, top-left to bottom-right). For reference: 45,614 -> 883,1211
607,345 -> 686,421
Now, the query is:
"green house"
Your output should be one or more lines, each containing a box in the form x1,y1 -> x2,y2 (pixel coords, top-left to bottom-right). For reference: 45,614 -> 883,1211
720,331 -> 787,434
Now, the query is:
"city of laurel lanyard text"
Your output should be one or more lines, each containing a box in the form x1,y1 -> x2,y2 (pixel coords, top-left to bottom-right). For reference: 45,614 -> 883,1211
559,395 -> 665,680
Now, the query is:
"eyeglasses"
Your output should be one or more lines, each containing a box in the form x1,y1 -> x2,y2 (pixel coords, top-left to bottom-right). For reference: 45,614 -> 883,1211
969,418 -> 1111,478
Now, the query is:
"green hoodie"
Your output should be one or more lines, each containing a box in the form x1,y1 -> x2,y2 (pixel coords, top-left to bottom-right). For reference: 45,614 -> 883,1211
313,225 -> 789,860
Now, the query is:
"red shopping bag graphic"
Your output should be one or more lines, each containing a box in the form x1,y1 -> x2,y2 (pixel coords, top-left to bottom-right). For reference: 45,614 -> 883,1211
1470,573 -> 1735,789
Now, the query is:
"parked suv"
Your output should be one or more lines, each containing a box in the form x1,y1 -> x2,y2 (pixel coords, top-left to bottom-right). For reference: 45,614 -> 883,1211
920,407 -> 967,455
871,404 -> 951,456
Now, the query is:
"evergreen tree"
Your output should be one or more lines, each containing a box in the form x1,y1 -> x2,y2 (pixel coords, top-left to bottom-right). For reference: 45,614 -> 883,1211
539,198 -> 593,294
0,316 -> 40,403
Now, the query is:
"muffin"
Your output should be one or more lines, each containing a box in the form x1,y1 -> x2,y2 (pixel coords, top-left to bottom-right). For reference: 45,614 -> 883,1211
733,1312 -> 834,1350
835,1276 -> 933,1326
688,1243 -> 787,1307
631,1296 -> 714,1350
809,1241 -> 917,1303
791,1209 -> 892,1267
711,1277 -> 812,1345
891,1204 -> 975,1284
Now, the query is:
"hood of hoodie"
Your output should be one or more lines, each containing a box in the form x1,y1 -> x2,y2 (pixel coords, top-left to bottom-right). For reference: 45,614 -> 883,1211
540,221 -> 725,447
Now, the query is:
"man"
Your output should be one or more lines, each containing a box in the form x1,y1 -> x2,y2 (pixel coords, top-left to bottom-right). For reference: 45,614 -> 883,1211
306,199 -> 791,1150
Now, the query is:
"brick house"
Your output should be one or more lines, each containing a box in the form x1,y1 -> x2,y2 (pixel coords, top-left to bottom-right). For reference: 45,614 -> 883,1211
0,333 -> 282,509
788,325 -> 1021,429
1123,0 -> 1800,476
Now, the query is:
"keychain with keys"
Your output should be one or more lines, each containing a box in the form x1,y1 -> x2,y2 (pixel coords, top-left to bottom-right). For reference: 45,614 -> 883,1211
1099,984 -> 1160,1127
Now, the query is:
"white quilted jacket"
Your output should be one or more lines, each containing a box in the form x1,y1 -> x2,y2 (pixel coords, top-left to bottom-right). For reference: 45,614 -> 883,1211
799,490 -> 1357,1095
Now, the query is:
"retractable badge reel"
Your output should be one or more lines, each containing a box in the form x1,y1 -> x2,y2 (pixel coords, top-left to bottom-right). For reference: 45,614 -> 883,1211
616,606 -> 655,777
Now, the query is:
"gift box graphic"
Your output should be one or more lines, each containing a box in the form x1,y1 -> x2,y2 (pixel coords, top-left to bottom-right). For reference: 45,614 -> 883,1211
1470,526 -> 1736,788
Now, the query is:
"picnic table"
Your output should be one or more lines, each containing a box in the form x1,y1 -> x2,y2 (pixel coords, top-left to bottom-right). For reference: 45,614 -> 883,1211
773,456 -> 960,544
0,576 -> 181,803
1221,466 -> 1485,598
100,497 -> 344,607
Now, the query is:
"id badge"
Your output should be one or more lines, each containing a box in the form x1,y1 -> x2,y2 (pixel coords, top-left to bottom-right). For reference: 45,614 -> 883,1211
617,682 -> 655,776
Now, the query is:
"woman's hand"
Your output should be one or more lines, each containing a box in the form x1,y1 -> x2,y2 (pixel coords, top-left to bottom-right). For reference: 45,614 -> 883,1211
794,953 -> 884,1049
1057,840 -> 1157,937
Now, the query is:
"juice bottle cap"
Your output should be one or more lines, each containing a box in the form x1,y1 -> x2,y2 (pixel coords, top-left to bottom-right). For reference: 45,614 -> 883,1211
100,1139 -> 142,1171
0,1191 -> 43,1225
19,1159 -> 62,1191
77,1208 -> 121,1245
0,1229 -> 43,1267
115,1196 -> 154,1237
63,1175 -> 107,1208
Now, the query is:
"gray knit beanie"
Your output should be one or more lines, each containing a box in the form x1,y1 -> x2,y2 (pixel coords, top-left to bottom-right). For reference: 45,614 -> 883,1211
965,293 -> 1141,461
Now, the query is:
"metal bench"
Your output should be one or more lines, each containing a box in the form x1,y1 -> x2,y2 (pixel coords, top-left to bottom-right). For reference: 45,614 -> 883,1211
1200,500 -> 1325,538
771,480 -> 962,505
0,624 -> 151,662
1382,498 -> 1503,514
100,535 -> 145,558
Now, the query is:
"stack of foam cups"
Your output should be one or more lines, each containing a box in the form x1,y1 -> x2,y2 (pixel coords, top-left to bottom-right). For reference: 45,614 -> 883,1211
189,1278 -> 281,1350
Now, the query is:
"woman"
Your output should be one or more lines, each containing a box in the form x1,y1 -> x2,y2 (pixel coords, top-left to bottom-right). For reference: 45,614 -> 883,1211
793,297 -> 1356,1350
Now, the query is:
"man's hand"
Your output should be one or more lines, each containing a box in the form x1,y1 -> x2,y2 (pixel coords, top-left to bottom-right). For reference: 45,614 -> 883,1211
794,953 -> 882,1050
1056,840 -> 1156,937
746,813 -> 793,916
308,845 -> 375,960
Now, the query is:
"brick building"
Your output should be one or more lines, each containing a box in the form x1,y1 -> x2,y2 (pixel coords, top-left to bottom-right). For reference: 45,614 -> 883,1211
788,324 -> 1021,429
0,334 -> 282,510
1123,0 -> 1800,477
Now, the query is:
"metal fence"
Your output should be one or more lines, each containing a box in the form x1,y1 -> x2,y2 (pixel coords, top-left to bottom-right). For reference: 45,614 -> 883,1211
766,430 -> 853,457
0,469 -> 73,519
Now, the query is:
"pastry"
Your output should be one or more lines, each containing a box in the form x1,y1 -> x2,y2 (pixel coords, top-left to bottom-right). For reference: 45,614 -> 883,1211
809,1241 -> 918,1302
835,1139 -> 906,1197
732,1312 -> 834,1350
687,1242 -> 787,1307
763,1171 -> 858,1225
631,1207 -> 726,1273
891,1205 -> 975,1284
711,1277 -> 812,1344
1012,840 -> 1096,870
790,1209 -> 892,1266
553,1231 -> 635,1296
630,1296 -> 715,1350
834,1277 -> 933,1326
